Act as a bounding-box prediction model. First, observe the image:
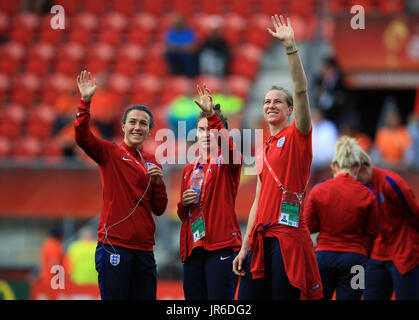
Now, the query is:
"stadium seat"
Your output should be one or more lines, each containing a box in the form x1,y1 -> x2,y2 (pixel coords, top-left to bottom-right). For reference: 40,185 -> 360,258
54,0 -> 80,16
348,0 -> 374,14
70,12 -> 100,33
108,73 -> 132,96
98,28 -> 122,45
25,42 -> 56,75
229,0 -> 253,16
161,76 -> 192,105
55,58 -> 81,76
132,73 -> 163,97
0,73 -> 11,95
0,136 -> 12,158
56,42 -> 85,63
109,0 -> 137,15
41,73 -> 72,105
9,27 -> 34,45
0,12 -> 10,37
67,29 -> 93,46
26,105 -> 56,139
83,0 -> 108,15
12,136 -> 43,160
143,54 -> 168,77
13,73 -> 41,96
38,28 -> 65,45
201,0 -> 223,14
42,139 -> 64,162
127,28 -> 153,46
0,104 -> 26,139
0,1 -> 19,14
194,76 -> 223,94
322,0 -> 345,15
245,29 -> 271,49
260,0 -> 282,16
12,12 -> 40,33
290,0 -> 315,17
1,42 -> 26,62
170,0 -> 196,16
225,75 -> 251,101
142,0 -> 165,16
101,12 -> 128,32
84,43 -> 115,73
130,13 -> 158,35
377,0 -> 404,15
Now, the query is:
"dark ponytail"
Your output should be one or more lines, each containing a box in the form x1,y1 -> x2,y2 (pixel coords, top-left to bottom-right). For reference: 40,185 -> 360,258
197,104 -> 228,129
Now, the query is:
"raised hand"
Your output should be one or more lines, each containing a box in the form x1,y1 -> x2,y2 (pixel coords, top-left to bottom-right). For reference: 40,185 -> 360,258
77,70 -> 97,102
194,85 -> 215,117
267,14 -> 295,48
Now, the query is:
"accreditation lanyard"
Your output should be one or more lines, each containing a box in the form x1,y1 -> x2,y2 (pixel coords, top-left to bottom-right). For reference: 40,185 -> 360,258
263,139 -> 307,228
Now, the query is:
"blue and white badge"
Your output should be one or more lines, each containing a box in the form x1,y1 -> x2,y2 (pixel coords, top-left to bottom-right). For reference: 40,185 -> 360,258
146,162 -> 154,168
216,155 -> 222,167
110,254 -> 120,266
277,136 -> 285,148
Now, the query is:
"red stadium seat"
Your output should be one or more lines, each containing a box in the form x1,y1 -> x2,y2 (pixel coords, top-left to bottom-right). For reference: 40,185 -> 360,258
98,29 -> 122,45
83,0 -> 108,15
229,0 -> 253,16
0,104 -> 26,139
194,76 -> 223,94
142,0 -> 165,16
54,0 -> 80,16
1,42 -> 26,61
57,42 -> 85,63
0,12 -> 10,37
38,28 -> 65,45
290,0 -> 315,17
71,12 -> 100,33
12,136 -> 43,160
348,0 -> 374,14
377,0 -> 404,15
67,29 -> 93,45
260,0 -> 282,16
101,12 -> 128,32
225,75 -> 251,100
130,13 -> 158,35
171,0 -> 195,15
12,12 -> 40,32
108,73 -> 132,96
127,29 -> 153,46
161,76 -> 192,105
42,138 -> 64,160
245,29 -> 271,49
201,0 -> 223,14
13,73 -> 42,95
0,73 -> 11,95
26,105 -> 56,139
321,0 -> 345,15
25,42 -> 56,75
0,136 -> 12,158
55,58 -> 81,75
143,53 -> 168,77
109,0 -> 137,15
132,73 -> 163,97
41,73 -> 72,105
129,91 -> 157,107
0,1 -> 19,14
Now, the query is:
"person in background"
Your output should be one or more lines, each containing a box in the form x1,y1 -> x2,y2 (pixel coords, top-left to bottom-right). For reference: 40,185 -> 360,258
39,224 -> 64,285
177,85 -> 242,300
198,21 -> 230,78
356,144 -> 419,300
373,109 -> 411,169
65,225 -> 97,285
233,14 -> 323,300
305,136 -> 379,300
311,107 -> 338,171
165,14 -> 198,78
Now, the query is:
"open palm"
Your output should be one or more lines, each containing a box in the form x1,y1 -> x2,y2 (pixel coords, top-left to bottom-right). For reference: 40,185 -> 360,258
267,14 -> 294,44
194,85 -> 214,115
77,70 -> 97,101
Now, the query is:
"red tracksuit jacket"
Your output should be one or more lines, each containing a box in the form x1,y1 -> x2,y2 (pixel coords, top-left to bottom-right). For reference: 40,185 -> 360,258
369,167 -> 419,274
74,99 -> 168,251
177,113 -> 242,262
304,173 -> 379,257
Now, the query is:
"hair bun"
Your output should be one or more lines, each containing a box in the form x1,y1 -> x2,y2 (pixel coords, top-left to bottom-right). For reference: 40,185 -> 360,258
213,103 -> 221,111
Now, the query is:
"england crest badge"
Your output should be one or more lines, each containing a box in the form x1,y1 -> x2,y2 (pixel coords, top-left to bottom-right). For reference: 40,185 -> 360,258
110,254 -> 120,266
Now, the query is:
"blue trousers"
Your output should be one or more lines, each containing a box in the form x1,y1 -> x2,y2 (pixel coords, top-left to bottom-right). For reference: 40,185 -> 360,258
364,258 -> 419,300
316,251 -> 367,300
238,237 -> 300,300
95,242 -> 157,300
183,247 -> 238,300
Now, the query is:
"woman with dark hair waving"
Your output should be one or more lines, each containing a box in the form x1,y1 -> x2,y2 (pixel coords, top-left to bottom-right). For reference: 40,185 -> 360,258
177,85 -> 243,300
74,70 -> 168,300
232,15 -> 323,300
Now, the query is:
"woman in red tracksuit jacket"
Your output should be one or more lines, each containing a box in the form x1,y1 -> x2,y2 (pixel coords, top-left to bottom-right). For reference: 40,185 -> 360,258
74,70 -> 168,300
305,136 -> 379,300
356,146 -> 419,300
177,85 -> 242,300
232,14 -> 323,300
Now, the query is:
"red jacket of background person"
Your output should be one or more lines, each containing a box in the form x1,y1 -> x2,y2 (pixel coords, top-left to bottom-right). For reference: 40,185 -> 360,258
304,173 -> 379,257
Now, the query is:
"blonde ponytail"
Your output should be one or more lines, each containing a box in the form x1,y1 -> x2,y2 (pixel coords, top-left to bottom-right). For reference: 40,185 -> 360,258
332,136 -> 364,170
